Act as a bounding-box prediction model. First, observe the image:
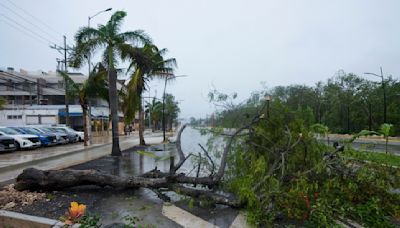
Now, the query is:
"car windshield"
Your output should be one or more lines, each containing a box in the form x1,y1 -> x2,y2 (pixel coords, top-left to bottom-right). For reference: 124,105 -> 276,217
10,128 -> 25,134
22,128 -> 40,135
55,128 -> 67,133
39,128 -> 54,133
0,128 -> 19,135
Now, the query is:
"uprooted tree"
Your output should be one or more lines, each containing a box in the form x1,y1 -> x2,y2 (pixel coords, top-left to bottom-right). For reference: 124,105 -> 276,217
15,92 -> 400,227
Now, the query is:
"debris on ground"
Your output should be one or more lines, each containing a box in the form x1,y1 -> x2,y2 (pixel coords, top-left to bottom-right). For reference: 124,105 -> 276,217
0,184 -> 45,210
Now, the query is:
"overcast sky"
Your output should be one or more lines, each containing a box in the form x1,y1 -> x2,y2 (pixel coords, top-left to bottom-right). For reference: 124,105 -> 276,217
1,0 -> 399,118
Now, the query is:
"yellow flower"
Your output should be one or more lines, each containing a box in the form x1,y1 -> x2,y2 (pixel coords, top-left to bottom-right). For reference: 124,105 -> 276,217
68,201 -> 86,220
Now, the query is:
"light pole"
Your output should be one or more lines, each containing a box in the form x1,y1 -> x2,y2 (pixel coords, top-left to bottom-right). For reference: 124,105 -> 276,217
364,67 -> 387,123
87,8 -> 112,144
162,74 -> 187,142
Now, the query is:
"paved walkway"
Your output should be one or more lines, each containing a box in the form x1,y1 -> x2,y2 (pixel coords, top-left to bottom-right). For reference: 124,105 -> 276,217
0,134 -> 164,185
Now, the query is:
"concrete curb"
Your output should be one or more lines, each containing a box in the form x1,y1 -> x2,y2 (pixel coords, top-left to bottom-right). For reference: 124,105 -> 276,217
0,209 -> 80,228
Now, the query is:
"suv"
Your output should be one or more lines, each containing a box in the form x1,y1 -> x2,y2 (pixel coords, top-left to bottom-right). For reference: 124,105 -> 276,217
10,127 -> 58,146
0,135 -> 16,152
0,127 -> 41,150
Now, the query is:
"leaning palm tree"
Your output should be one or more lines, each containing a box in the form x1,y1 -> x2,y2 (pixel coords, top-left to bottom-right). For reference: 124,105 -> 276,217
121,44 -> 177,145
60,64 -> 108,146
70,11 -> 150,156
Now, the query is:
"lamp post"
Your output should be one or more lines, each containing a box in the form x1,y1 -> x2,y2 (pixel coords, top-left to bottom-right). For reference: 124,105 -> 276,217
264,95 -> 271,118
162,74 -> 187,142
87,8 -> 112,144
364,67 -> 387,123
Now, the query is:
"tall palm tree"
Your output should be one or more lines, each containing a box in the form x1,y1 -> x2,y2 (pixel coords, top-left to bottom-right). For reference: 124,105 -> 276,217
70,11 -> 150,156
60,64 -> 108,146
121,44 -> 177,145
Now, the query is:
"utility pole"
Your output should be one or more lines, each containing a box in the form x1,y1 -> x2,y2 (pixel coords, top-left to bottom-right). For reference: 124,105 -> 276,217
364,67 -> 388,124
63,35 -> 70,127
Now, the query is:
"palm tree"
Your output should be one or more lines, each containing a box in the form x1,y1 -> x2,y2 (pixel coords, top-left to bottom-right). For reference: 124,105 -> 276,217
120,44 -> 177,145
60,64 -> 108,146
70,11 -> 150,156
145,98 -> 163,132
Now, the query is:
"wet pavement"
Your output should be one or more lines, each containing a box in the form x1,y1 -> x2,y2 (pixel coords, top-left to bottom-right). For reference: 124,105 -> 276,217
8,127 -> 241,228
0,134 -> 164,185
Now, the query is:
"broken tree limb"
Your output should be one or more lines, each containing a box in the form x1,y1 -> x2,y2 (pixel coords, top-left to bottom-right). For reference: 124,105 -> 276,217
171,184 -> 242,208
172,124 -> 187,173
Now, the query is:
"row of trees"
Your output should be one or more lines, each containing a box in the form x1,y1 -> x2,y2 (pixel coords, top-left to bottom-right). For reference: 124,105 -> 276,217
65,10 -> 178,154
203,70 -> 400,135
144,94 -> 180,132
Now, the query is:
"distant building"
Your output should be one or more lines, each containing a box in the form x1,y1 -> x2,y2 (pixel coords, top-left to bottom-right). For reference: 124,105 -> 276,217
0,67 -> 123,133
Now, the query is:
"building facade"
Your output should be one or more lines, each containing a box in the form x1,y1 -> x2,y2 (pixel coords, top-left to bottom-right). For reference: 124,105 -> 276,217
0,67 -> 117,132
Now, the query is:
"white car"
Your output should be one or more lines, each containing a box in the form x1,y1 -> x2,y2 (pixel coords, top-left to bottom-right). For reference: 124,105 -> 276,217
0,127 -> 41,149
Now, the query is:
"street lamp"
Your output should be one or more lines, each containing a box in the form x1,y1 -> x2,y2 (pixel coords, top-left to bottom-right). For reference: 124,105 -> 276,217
364,67 -> 387,123
264,95 -> 272,118
162,74 -> 188,142
87,8 -> 112,144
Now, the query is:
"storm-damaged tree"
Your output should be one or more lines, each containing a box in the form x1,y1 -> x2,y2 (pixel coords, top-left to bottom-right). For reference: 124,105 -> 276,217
70,10 -> 151,155
120,43 -> 177,145
59,64 -> 108,146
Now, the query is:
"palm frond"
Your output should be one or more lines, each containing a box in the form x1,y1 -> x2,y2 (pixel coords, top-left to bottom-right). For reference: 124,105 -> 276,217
106,11 -> 127,35
118,30 -> 152,45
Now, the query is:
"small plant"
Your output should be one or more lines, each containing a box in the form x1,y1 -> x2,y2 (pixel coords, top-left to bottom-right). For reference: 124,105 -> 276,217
79,214 -> 101,228
379,123 -> 393,154
60,201 -> 86,225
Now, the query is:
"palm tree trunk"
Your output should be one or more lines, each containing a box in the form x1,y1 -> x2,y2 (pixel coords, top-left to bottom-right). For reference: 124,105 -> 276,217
139,103 -> 145,145
108,69 -> 122,156
81,104 -> 89,146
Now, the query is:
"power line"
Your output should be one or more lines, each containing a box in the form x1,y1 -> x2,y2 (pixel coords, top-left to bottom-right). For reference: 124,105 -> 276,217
0,1 -> 61,44
4,0 -> 64,38
0,14 -> 56,46
0,19 -> 50,47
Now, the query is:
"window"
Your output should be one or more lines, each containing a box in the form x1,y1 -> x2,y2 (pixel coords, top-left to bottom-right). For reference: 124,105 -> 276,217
7,115 -> 22,119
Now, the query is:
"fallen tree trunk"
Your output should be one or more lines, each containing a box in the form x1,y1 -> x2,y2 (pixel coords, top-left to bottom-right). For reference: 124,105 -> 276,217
15,168 -> 240,207
15,168 -> 169,191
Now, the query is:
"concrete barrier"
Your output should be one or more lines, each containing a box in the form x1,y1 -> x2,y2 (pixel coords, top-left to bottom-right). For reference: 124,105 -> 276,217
0,210 -> 80,228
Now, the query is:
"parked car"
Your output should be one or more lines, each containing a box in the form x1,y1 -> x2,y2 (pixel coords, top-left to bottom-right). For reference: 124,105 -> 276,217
52,125 -> 84,142
0,135 -> 16,152
0,127 -> 41,149
10,127 -> 58,146
48,127 -> 78,143
31,127 -> 69,145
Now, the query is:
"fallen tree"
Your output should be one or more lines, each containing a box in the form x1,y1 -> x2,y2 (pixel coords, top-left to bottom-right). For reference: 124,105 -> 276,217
15,123 -> 247,208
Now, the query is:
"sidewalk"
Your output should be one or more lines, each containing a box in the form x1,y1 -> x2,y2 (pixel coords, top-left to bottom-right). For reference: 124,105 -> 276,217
0,134 -> 164,185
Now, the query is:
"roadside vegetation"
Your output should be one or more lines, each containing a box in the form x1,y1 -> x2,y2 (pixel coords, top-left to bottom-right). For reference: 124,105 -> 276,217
197,89 -> 400,227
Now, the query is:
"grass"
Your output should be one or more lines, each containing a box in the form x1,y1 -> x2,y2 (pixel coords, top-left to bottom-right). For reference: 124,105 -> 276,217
343,149 -> 400,167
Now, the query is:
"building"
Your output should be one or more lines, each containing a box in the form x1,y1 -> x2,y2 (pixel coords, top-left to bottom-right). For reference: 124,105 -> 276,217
0,67 -> 122,133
